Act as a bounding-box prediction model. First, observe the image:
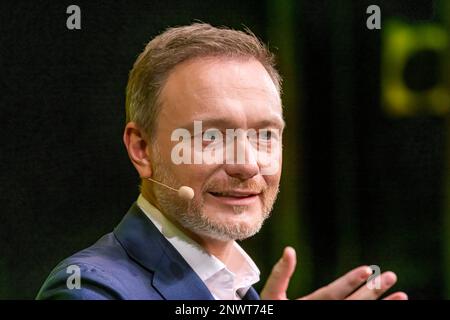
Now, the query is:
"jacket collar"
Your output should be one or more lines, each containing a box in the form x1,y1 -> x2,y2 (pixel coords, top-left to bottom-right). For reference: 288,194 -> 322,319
242,286 -> 260,300
113,203 -> 215,300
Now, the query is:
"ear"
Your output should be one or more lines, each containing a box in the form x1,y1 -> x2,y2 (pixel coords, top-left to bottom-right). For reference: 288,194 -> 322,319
123,122 -> 152,178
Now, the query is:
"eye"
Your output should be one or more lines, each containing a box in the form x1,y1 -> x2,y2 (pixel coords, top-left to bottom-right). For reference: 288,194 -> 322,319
259,130 -> 272,141
203,129 -> 221,142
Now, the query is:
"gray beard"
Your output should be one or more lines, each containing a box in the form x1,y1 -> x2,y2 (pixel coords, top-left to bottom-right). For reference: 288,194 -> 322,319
151,157 -> 278,241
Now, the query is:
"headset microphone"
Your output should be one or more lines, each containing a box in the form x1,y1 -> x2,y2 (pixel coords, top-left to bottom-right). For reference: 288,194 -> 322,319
146,177 -> 195,200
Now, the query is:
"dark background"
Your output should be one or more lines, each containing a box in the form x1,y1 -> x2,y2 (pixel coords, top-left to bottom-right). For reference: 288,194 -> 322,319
0,0 -> 449,299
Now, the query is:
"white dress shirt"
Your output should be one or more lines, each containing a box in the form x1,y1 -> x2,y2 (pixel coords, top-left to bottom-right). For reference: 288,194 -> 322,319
137,194 -> 260,300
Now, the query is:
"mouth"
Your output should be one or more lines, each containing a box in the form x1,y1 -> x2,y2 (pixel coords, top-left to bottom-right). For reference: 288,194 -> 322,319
207,190 -> 262,206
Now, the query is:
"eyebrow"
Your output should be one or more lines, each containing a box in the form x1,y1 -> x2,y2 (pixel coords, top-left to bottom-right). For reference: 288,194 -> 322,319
180,116 -> 286,132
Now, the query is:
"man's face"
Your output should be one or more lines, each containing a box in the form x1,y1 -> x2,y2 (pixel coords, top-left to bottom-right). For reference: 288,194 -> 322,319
150,57 -> 284,241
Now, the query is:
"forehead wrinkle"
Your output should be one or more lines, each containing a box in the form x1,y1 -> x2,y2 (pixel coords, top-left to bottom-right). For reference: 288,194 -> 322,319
193,82 -> 278,99
191,87 -> 281,115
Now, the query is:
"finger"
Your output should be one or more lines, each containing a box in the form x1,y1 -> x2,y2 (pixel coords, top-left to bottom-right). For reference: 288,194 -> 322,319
261,246 -> 296,300
347,271 -> 397,300
300,266 -> 372,300
383,292 -> 408,300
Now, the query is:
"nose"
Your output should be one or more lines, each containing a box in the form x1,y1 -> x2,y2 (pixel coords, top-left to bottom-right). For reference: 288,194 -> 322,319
223,136 -> 259,180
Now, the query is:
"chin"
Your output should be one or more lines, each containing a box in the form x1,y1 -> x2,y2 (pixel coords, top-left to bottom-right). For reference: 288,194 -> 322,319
205,201 -> 262,218
198,220 -> 263,241
201,205 -> 265,239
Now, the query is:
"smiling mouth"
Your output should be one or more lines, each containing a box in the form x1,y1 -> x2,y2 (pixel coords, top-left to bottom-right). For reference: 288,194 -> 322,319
207,190 -> 262,206
208,191 -> 260,197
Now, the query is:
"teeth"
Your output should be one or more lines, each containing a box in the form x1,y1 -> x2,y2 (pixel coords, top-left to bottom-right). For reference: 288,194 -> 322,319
214,192 -> 230,196
211,192 -> 251,197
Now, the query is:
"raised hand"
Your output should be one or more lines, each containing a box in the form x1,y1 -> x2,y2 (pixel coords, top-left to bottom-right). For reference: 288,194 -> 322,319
260,247 -> 408,300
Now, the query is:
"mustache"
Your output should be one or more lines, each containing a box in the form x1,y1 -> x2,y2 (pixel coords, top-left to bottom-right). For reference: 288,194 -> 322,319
202,177 -> 267,193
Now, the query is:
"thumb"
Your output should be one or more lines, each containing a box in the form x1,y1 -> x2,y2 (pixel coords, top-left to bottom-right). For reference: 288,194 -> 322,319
261,246 -> 297,300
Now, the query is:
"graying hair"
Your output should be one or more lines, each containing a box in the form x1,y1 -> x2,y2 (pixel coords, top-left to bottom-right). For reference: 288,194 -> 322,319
125,23 -> 282,141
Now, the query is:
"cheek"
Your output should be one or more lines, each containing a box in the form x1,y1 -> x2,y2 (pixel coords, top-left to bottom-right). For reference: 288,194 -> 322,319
171,163 -> 217,192
278,154 -> 283,174
265,176 -> 281,191
264,164 -> 282,188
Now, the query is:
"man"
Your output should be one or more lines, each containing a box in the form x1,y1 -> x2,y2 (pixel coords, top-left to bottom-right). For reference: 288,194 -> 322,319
37,23 -> 407,300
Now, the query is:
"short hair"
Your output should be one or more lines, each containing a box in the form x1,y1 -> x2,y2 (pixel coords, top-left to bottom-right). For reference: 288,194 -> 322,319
125,23 -> 282,140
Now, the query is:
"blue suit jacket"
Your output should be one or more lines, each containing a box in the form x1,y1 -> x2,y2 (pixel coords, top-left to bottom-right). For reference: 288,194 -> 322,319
36,203 -> 260,300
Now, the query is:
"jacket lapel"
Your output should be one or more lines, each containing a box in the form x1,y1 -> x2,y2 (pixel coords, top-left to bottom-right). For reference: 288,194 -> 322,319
242,286 -> 260,300
113,203 -> 215,300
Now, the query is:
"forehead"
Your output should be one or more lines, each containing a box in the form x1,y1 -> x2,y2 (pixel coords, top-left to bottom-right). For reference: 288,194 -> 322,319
158,57 -> 283,129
